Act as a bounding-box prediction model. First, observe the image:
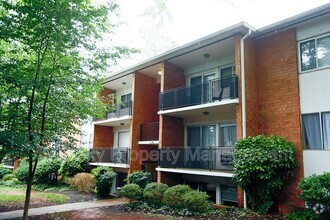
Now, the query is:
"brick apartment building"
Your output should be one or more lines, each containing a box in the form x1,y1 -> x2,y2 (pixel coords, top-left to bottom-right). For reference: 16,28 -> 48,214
89,3 -> 330,209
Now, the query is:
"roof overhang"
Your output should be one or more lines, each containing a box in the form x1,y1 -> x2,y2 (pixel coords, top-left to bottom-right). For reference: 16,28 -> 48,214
102,22 -> 256,84
253,3 -> 330,39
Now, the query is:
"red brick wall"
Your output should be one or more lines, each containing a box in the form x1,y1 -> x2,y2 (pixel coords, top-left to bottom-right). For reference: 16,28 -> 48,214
158,61 -> 185,184
161,61 -> 185,92
159,61 -> 185,148
130,72 -> 160,173
93,125 -> 113,148
245,38 -> 259,137
97,88 -> 115,104
157,171 -> 183,186
254,29 -> 304,207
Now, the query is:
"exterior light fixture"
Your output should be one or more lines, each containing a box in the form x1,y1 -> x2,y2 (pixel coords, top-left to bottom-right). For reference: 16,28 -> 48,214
122,82 -> 126,85
203,111 -> 209,116
157,70 -> 162,75
203,53 -> 210,59
120,123 -> 124,126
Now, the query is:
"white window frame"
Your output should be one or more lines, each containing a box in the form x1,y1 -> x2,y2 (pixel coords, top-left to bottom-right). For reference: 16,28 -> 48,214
301,112 -> 330,150
298,33 -> 330,73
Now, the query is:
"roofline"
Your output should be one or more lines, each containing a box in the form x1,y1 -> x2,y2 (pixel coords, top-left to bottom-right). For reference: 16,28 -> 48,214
102,22 -> 256,84
253,3 -> 330,39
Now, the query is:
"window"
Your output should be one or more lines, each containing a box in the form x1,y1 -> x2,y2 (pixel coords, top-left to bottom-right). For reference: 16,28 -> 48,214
220,124 -> 236,147
302,112 -> 330,150
299,34 -> 330,72
187,125 -> 216,147
120,93 -> 132,109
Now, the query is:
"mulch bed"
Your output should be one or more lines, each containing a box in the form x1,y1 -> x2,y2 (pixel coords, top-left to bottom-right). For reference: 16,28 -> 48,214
26,204 -> 284,220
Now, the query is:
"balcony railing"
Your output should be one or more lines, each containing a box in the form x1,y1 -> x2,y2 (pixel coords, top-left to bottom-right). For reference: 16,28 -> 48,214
159,75 -> 238,111
94,101 -> 132,121
2,159 -> 15,168
90,147 -> 130,164
106,101 -> 132,120
158,146 -> 233,171
140,122 -> 159,141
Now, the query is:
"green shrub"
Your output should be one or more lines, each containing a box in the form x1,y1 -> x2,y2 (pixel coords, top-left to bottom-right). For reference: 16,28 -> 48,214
14,159 -> 29,182
121,183 -> 143,203
0,166 -> 12,180
183,190 -> 210,213
59,148 -> 90,177
126,171 -> 150,189
233,135 -> 297,213
93,166 -> 116,197
2,173 -> 14,181
163,184 -> 193,208
143,182 -> 168,207
34,158 -> 61,185
66,173 -> 96,193
285,209 -> 317,220
298,172 -> 330,214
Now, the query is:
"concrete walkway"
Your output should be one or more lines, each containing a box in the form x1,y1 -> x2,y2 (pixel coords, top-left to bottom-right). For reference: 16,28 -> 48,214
0,198 -> 127,220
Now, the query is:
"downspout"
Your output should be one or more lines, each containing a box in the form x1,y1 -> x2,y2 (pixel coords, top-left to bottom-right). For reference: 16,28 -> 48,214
240,28 -> 252,210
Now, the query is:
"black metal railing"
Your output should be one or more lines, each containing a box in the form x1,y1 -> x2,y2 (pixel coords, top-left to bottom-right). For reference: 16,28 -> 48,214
158,146 -> 233,171
140,122 -> 159,141
106,101 -> 132,119
94,101 -> 132,121
3,159 -> 15,168
90,147 -> 130,164
159,75 -> 238,111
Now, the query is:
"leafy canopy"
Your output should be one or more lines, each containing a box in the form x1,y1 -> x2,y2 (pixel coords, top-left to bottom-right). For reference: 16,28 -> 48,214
0,0 -> 132,157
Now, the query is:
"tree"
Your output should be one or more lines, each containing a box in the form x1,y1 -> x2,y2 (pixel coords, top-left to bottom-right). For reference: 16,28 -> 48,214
0,0 -> 133,218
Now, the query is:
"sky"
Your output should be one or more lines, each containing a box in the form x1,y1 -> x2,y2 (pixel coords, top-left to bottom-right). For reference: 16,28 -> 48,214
106,0 -> 330,71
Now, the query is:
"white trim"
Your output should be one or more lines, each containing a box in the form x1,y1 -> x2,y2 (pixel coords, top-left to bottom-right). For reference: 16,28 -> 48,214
156,167 -> 234,177
89,162 -> 129,169
138,140 -> 159,145
93,115 -> 132,125
3,165 -> 14,169
298,33 -> 330,73
158,98 -> 239,115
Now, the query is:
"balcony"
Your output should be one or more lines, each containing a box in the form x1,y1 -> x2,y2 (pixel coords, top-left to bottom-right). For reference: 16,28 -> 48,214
139,122 -> 159,145
90,147 -> 130,168
158,146 -> 233,171
2,159 -> 15,169
93,101 -> 132,126
159,75 -> 238,112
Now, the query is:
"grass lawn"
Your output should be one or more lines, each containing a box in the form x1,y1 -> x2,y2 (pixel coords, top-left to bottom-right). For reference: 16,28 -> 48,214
0,185 -> 68,210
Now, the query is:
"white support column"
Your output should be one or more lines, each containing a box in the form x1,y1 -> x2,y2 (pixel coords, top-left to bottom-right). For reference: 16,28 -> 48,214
216,184 -> 221,205
111,174 -> 117,194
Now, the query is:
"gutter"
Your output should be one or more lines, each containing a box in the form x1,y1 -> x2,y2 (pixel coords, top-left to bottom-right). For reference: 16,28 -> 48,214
240,28 -> 253,209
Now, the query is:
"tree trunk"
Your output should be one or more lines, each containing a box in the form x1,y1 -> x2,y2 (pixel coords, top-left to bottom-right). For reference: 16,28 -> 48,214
22,177 -> 33,220
23,154 -> 38,220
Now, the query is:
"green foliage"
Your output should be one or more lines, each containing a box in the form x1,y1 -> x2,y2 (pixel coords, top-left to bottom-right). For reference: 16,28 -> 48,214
298,172 -> 330,214
182,190 -> 210,213
121,184 -> 143,203
285,209 -> 317,220
2,173 -> 14,181
59,148 -> 90,177
65,173 -> 96,193
163,184 -> 193,208
14,159 -> 29,183
0,166 -> 11,180
233,135 -> 297,213
126,171 -> 151,189
93,166 -> 116,197
143,182 -> 168,207
34,158 -> 61,185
